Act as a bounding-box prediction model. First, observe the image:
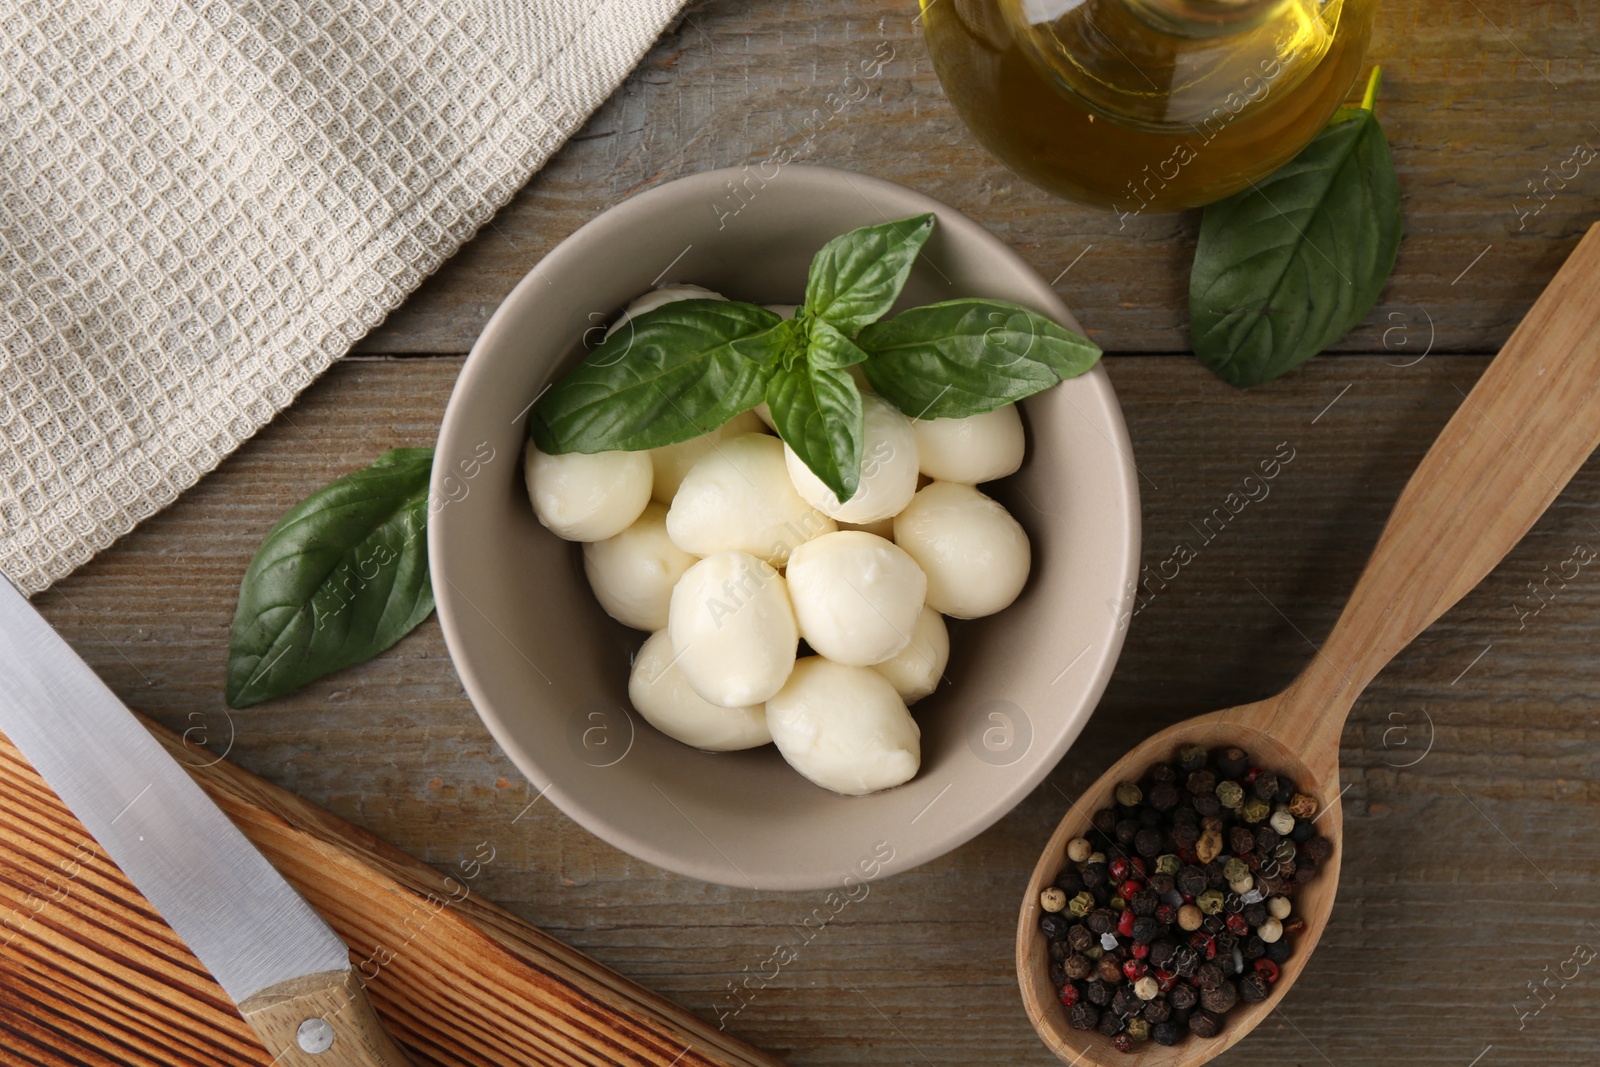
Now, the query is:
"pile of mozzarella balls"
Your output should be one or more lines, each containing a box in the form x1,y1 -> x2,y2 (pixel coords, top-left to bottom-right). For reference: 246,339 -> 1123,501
523,287 -> 1034,796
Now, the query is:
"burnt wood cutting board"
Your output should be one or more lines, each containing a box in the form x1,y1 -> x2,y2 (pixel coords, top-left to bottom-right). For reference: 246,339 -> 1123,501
0,715 -> 785,1067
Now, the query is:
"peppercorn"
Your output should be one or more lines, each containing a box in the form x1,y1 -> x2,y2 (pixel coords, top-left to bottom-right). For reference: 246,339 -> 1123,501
1224,912 -> 1250,937
1137,805 -> 1164,829
1257,918 -> 1283,943
1171,822 -> 1201,850
1067,924 -> 1095,952
1088,851 -> 1109,867
1065,953 -> 1093,980
1228,875 -> 1254,897
1134,827 -> 1164,858
1149,873 -> 1177,897
1081,863 -> 1109,890
1192,791 -> 1222,817
1133,976 -> 1160,1002
1067,1000 -> 1100,1030
1268,807 -> 1296,836
1196,961 -> 1224,990
1187,1009 -> 1222,1038
1215,781 -> 1245,811
1242,902 -> 1268,927
1173,945 -> 1201,978
1049,961 -> 1068,987
1240,796 -> 1271,824
1115,819 -> 1140,845
1155,853 -> 1182,876
1085,944 -> 1105,961
1178,744 -> 1208,772
1227,827 -> 1253,856
1152,1020 -> 1183,1046
1097,1011 -> 1125,1037
1170,982 -> 1198,1012
1242,934 -> 1266,960
1151,761 -> 1178,783
1177,904 -> 1204,931
1111,985 -> 1138,1017
1148,940 -> 1178,968
1252,771 -> 1279,802
1053,867 -> 1085,895
1195,889 -> 1225,916
1294,860 -> 1319,884
1290,819 -> 1317,844
1148,781 -> 1180,812
1130,941 -> 1151,960
1217,747 -> 1249,778
1264,938 -> 1292,964
1253,826 -> 1281,855
1144,995 -> 1172,1023
1200,981 -> 1238,1013
1097,954 -> 1124,983
1155,903 -> 1178,926
1219,858 -> 1246,884
1176,865 -> 1208,898
1254,957 -> 1281,984
1040,913 -> 1069,939
1049,940 -> 1071,963
1131,916 -> 1164,944
1041,887 -> 1067,913
1283,917 -> 1308,937
1057,980 -> 1080,1005
1067,891 -> 1095,917
1303,835 -> 1334,865
1066,837 -> 1093,863
1172,804 -> 1199,826
1202,914 -> 1225,935
1196,830 -> 1223,864
1085,979 -> 1113,1006
1287,792 -> 1318,820
1092,808 -> 1118,835
1200,814 -> 1225,835
1237,971 -> 1270,1003
1186,768 -> 1216,796
1086,907 -> 1117,935
1131,889 -> 1160,917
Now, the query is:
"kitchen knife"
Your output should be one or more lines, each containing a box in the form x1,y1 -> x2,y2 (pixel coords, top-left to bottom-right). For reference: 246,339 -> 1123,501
0,577 -> 411,1066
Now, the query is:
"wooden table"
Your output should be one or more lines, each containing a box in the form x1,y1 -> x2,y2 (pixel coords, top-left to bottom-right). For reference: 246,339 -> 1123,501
22,1 -> 1600,1063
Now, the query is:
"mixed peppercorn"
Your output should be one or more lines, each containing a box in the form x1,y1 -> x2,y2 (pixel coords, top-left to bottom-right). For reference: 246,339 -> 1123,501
1039,745 -> 1334,1052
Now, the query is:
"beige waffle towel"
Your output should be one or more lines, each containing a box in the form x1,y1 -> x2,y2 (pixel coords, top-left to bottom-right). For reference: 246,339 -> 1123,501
0,0 -> 684,593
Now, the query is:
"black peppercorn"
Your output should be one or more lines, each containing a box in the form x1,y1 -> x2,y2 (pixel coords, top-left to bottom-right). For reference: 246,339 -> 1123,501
1067,924 -> 1095,952
1152,1020 -> 1184,1046
1041,914 -> 1070,940
1131,889 -> 1160,917
1133,828 -> 1163,858
1172,822 -> 1201,850
1303,835 -> 1334,864
1174,947 -> 1201,979
1097,1011 -> 1126,1037
1138,805 -> 1164,829
1294,860 -> 1318,884
1111,986 -> 1138,1017
1203,914 -> 1225,935
1143,996 -> 1172,1024
1217,747 -> 1249,778
1274,775 -> 1297,804
1243,935 -> 1266,960
1186,769 -> 1217,796
1290,819 -> 1316,844
1204,860 -> 1228,889
1115,819 -> 1140,845
1081,862 -> 1110,890
1193,792 -> 1222,817
1176,865 -> 1208,897
1253,827 -> 1280,855
1242,903 -> 1268,927
1149,940 -> 1178,970
1213,930 -> 1238,958
1253,771 -> 1279,801
1049,962 -> 1067,986
1178,744 -> 1209,772
1049,940 -> 1071,962
1149,873 -> 1176,896
1170,983 -> 1198,1012
1172,804 -> 1199,827
1131,916 -> 1164,944
1067,1001 -> 1100,1030
1065,953 -> 1093,980
1152,762 -> 1178,783
1053,867 -> 1085,895
1200,981 -> 1238,1014
1087,907 -> 1118,935
1229,826 -> 1255,856
1196,962 -> 1224,991
1188,1009 -> 1222,1038
1238,971 -> 1270,1003
1092,808 -> 1118,835
1085,979 -> 1113,1006
1097,955 -> 1124,984
1149,781 -> 1181,812
1264,938 -> 1292,964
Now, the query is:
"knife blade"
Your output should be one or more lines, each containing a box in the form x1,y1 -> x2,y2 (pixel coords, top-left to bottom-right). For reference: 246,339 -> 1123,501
0,577 -> 411,1066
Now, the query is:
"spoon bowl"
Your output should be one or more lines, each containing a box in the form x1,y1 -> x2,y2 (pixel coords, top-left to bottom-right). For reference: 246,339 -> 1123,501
1019,222 -> 1600,1065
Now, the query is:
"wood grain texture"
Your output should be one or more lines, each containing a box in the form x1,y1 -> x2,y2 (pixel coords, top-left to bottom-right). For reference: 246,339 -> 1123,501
15,353 -> 1600,1065
352,0 -> 1600,358
0,711 -> 786,1067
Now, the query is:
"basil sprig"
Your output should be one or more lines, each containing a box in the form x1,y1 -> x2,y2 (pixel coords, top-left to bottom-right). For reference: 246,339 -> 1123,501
225,448 -> 435,708
1190,67 -> 1401,388
531,213 -> 1101,500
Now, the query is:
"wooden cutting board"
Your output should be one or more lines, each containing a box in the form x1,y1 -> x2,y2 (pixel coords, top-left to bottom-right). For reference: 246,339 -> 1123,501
0,716 -> 785,1067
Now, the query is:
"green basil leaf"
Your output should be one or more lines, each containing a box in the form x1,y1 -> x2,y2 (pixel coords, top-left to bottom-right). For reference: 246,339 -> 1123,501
804,213 -> 935,335
226,448 -> 435,708
858,298 -> 1102,419
766,320 -> 866,501
1189,69 -> 1401,388
530,300 -> 782,453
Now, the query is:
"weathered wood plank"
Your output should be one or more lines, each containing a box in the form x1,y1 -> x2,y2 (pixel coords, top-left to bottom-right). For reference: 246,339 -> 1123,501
21,353 -> 1600,1064
354,0 -> 1600,358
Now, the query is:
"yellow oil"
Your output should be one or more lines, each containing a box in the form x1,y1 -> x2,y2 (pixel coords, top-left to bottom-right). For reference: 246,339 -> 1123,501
922,0 -> 1377,214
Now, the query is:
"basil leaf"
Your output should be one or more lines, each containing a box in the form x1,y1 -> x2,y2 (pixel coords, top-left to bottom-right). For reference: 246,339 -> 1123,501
530,300 -> 782,453
858,298 -> 1102,419
226,448 -> 435,708
804,214 -> 935,335
765,320 -> 866,501
1190,68 -> 1401,388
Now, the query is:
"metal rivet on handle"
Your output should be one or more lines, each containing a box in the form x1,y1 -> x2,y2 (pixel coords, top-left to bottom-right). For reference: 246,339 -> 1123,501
297,1017 -> 335,1054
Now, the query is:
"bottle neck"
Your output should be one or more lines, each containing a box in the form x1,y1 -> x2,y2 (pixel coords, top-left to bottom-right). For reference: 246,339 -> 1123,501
1005,0 -> 1341,130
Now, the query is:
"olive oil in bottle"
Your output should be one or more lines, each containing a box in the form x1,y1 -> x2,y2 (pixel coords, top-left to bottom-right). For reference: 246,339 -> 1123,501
922,0 -> 1377,213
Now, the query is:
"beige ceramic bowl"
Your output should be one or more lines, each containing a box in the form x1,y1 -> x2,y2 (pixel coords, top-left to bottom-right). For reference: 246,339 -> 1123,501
430,165 -> 1140,890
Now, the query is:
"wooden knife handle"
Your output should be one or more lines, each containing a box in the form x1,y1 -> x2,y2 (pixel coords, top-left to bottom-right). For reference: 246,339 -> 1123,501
239,969 -> 412,1066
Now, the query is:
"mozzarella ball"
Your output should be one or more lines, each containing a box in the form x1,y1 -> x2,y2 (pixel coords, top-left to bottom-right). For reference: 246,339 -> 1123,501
784,394 -> 919,523
912,405 -> 1025,484
871,606 -> 950,704
648,411 -> 767,504
668,551 -> 798,707
785,532 -> 927,667
582,503 -> 698,631
839,515 -> 895,540
605,284 -> 726,338
628,630 -> 771,751
667,433 -> 835,566
766,658 -> 921,795
525,440 -> 652,542
893,481 -> 1031,618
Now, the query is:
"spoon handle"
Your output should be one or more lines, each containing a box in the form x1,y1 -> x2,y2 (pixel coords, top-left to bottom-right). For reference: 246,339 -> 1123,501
1273,224 -> 1600,762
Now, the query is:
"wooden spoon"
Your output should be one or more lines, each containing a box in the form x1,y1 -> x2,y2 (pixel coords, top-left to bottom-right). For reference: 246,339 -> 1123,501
1018,223 -> 1600,1066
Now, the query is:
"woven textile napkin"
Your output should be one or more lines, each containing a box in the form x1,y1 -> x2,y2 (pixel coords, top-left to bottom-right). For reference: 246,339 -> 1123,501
0,0 -> 683,593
